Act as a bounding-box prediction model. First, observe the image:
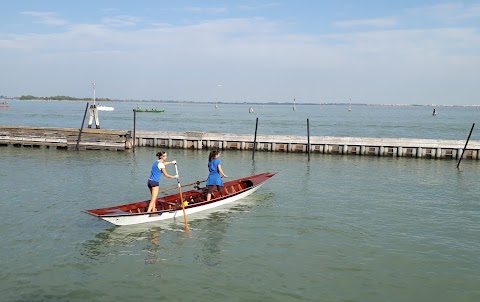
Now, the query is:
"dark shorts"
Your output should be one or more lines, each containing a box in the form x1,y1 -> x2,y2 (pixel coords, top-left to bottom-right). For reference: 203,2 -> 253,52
207,185 -> 224,194
148,179 -> 159,188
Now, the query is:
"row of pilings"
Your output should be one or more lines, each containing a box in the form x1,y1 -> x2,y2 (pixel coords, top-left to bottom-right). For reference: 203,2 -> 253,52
1,125 -> 479,160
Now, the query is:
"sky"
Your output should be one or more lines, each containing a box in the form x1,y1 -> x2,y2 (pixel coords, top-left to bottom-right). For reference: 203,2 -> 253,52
1,0 -> 480,105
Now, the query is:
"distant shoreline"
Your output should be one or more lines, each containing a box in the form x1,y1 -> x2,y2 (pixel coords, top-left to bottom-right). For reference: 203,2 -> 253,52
2,96 -> 479,107
1,97 -> 480,107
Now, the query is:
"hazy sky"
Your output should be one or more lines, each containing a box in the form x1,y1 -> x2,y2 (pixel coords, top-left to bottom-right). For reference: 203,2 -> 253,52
1,0 -> 480,104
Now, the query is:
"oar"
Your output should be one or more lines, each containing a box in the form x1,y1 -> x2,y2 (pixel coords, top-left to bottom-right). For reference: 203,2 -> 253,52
159,179 -> 207,193
173,163 -> 189,231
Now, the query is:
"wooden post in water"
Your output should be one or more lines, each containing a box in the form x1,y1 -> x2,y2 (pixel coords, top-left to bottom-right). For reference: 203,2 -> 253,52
76,102 -> 89,151
132,109 -> 137,153
457,123 -> 475,169
252,117 -> 258,161
307,118 -> 311,161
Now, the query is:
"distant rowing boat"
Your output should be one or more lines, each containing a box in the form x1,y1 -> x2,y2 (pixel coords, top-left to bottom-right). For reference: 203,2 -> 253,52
135,109 -> 165,113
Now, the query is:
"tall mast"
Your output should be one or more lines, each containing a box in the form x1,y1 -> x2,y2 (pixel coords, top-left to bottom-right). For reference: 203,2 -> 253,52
93,82 -> 96,105
216,84 -> 221,108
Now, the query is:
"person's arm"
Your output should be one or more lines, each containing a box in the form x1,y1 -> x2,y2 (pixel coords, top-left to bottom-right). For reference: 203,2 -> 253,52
218,164 -> 228,178
164,160 -> 177,166
161,167 -> 177,179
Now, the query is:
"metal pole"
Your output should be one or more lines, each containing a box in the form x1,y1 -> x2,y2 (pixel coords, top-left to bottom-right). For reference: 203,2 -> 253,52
457,123 -> 475,169
307,118 -> 310,161
132,109 -> 136,153
76,102 -> 89,151
252,117 -> 258,161
93,82 -> 96,105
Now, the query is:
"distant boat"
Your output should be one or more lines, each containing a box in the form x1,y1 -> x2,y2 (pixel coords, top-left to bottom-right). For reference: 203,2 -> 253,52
249,107 -> 254,113
293,98 -> 296,111
432,108 -> 437,116
0,101 -> 8,108
90,82 -> 114,111
348,98 -> 352,111
97,105 -> 114,111
135,108 -> 165,113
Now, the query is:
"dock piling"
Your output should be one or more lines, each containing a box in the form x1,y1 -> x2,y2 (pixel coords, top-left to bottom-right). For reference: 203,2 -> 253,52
132,109 -> 137,153
307,118 -> 311,161
457,123 -> 475,169
252,118 -> 258,161
76,102 -> 89,151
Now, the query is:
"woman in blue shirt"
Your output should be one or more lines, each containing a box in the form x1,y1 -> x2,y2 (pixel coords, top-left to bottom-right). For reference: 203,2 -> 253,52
147,151 -> 178,213
206,149 -> 228,201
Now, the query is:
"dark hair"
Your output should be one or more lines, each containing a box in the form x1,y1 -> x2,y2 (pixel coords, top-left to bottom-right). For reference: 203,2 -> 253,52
156,151 -> 167,159
208,149 -> 219,162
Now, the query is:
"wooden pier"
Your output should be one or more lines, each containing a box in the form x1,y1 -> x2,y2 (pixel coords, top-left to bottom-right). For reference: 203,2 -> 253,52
2,126 -> 480,160
134,130 -> 480,160
0,126 -> 132,151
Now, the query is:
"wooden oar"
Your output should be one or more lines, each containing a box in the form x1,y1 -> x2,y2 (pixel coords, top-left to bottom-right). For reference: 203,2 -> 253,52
173,163 -> 189,231
159,179 -> 206,193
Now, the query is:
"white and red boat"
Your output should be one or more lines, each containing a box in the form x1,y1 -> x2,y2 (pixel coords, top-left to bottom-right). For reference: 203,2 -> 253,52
83,172 -> 276,226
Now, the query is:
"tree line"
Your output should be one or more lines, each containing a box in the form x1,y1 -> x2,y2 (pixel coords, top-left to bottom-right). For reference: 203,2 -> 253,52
19,95 -> 112,102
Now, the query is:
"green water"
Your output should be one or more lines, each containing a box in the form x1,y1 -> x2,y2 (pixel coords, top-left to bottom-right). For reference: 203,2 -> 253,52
1,146 -> 479,302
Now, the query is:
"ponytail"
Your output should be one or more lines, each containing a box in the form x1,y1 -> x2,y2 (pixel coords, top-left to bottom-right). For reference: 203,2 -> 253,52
208,149 -> 219,162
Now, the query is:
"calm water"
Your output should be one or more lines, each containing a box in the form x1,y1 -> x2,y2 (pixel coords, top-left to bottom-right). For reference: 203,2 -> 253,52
1,101 -> 480,302
2,99 -> 480,139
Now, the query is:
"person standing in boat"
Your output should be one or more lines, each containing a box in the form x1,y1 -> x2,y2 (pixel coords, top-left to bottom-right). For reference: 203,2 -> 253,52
206,149 -> 228,201
147,151 -> 178,213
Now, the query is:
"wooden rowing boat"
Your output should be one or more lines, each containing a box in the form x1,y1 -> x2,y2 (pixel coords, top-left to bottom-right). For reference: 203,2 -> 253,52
83,172 -> 276,226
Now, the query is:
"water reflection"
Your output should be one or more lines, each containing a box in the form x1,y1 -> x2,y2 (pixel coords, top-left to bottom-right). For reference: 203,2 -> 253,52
193,211 -> 230,267
80,226 -> 150,262
144,227 -> 161,265
79,202 -> 258,267
250,158 -> 257,174
191,200 -> 261,267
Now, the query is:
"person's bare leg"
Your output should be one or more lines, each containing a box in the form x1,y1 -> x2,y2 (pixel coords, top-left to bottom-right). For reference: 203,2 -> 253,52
147,187 -> 159,212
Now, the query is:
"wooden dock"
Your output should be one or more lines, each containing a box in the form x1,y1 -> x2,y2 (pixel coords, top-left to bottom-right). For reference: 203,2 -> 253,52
134,130 -> 480,160
2,126 -> 480,160
0,126 -> 132,151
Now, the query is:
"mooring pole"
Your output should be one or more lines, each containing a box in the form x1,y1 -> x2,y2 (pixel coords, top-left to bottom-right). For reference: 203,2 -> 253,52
457,123 -> 475,169
76,102 -> 89,151
252,117 -> 258,161
88,82 -> 100,129
307,118 -> 311,161
132,109 -> 136,153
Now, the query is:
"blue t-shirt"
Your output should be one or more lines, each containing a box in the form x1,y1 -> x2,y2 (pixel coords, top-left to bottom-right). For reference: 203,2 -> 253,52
149,161 -> 165,182
206,158 -> 223,186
